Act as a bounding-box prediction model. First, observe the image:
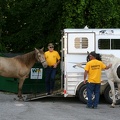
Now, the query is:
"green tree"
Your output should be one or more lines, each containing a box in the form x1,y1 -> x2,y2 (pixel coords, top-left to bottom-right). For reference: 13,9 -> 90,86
62,0 -> 87,28
1,0 -> 120,53
86,0 -> 120,28
62,0 -> 120,28
0,0 -> 8,52
1,0 -> 63,52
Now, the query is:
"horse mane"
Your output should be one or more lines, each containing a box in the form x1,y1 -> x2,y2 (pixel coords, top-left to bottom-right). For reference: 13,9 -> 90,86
101,54 -> 114,58
101,54 -> 115,65
14,51 -> 36,66
87,53 -> 116,65
96,54 -> 102,61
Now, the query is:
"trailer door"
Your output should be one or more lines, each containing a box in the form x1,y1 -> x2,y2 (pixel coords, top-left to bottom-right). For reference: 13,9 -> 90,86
62,32 -> 96,96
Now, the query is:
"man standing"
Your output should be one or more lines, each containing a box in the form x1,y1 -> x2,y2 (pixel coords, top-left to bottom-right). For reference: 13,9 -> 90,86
84,51 -> 111,108
44,43 -> 60,95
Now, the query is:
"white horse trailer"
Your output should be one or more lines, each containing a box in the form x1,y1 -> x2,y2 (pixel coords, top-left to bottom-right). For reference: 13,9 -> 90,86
61,27 -> 120,104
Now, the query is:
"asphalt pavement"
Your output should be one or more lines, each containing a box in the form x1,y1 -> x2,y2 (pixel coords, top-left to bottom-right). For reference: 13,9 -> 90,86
0,92 -> 120,120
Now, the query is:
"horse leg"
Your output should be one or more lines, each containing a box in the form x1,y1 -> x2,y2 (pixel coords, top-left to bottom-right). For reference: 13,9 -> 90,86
18,78 -> 25,99
117,83 -> 120,99
108,80 -> 116,108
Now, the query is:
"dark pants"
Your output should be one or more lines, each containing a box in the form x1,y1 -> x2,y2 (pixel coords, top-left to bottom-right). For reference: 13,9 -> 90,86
87,83 -> 100,107
45,66 -> 56,93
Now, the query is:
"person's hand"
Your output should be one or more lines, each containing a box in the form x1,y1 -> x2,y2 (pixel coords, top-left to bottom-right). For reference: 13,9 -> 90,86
53,63 -> 57,68
106,64 -> 112,69
84,80 -> 87,84
109,64 -> 112,68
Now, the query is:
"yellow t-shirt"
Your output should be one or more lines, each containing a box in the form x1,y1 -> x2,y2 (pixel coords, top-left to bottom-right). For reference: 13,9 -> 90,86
44,50 -> 60,66
84,59 -> 106,83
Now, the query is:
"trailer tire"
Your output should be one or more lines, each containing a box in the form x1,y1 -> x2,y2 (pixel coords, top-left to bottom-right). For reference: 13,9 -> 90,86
78,84 -> 87,104
104,85 -> 120,104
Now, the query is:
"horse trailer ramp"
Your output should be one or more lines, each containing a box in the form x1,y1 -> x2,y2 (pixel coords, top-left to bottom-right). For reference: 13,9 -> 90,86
24,89 -> 63,101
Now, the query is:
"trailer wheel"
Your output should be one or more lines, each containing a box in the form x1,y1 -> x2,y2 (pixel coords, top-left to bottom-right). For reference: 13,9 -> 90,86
104,85 -> 120,104
78,84 -> 95,104
78,84 -> 87,104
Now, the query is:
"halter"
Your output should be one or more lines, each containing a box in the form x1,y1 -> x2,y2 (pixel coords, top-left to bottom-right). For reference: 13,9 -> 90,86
35,48 -> 47,68
36,51 -> 45,63
41,60 -> 46,64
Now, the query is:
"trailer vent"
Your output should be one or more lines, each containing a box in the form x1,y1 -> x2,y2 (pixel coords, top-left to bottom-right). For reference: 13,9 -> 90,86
74,37 -> 88,49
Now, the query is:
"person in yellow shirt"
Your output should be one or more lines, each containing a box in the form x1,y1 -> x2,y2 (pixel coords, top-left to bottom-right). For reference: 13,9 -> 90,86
44,43 -> 60,95
84,51 -> 111,109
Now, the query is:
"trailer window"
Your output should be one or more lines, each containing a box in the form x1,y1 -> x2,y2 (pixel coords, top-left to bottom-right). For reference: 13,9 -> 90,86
74,37 -> 88,49
111,39 -> 120,49
98,39 -> 120,49
98,39 -> 110,49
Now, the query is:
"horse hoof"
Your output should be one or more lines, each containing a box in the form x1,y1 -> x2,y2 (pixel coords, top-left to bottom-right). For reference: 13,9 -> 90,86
14,97 -> 24,101
110,105 -> 115,108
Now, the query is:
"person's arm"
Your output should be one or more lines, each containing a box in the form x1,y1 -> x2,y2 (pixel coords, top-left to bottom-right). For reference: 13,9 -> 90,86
53,59 -> 60,68
56,59 -> 60,65
84,70 -> 88,84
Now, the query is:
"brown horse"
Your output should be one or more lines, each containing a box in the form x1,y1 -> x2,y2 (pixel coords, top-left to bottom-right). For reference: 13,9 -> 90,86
0,48 -> 47,100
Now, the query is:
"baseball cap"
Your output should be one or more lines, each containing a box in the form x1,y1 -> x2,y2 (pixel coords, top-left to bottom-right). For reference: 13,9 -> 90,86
48,43 -> 54,47
89,51 -> 96,58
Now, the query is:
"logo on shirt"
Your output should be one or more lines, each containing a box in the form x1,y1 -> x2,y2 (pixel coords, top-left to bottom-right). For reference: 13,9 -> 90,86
91,65 -> 100,70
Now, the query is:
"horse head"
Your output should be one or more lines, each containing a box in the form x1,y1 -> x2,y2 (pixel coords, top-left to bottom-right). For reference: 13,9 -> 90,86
35,48 -> 47,68
87,51 -> 102,62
